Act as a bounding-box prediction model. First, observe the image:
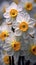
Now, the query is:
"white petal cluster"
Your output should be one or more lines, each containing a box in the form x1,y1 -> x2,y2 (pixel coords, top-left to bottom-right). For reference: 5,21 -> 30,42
0,1 -> 36,65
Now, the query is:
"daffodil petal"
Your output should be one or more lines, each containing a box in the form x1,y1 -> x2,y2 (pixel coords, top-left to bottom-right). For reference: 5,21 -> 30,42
28,27 -> 35,35
16,13 -> 24,23
29,18 -> 35,26
14,51 -> 20,64
3,39 -> 12,51
6,18 -> 11,23
23,32 -> 29,39
17,4 -> 23,12
3,12 -> 10,18
12,22 -> 19,29
23,13 -> 30,23
16,12 -> 30,23
6,2 -> 17,12
14,28 -> 22,36
1,25 -> 8,31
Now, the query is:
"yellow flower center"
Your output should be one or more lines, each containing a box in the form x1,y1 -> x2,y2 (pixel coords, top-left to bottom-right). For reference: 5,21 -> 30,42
10,9 -> 18,18
11,41 -> 21,51
3,55 -> 9,64
25,3 -> 33,11
0,31 -> 9,41
31,45 -> 36,55
19,22 -> 28,32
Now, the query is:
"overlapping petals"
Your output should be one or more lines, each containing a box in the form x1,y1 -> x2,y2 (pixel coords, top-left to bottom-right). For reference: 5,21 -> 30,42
3,2 -> 23,19
12,12 -> 35,39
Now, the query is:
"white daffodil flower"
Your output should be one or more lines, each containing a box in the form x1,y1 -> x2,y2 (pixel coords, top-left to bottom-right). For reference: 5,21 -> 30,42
23,37 -> 36,63
2,30 -> 16,56
0,23 -> 11,41
20,0 -> 36,11
3,2 -> 23,19
13,12 -> 35,39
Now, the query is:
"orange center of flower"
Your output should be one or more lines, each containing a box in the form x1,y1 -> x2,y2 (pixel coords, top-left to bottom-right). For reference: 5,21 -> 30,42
3,55 -> 9,64
19,22 -> 28,32
11,41 -> 21,51
10,9 -> 18,18
25,3 -> 33,11
0,31 -> 9,41
31,45 -> 36,55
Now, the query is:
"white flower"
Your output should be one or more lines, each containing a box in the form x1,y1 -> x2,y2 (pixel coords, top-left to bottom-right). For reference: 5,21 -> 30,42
13,12 -> 35,39
23,37 -> 36,63
0,21 -> 12,32
3,2 -> 23,19
20,0 -> 36,11
2,30 -> 16,55
0,22 -> 12,41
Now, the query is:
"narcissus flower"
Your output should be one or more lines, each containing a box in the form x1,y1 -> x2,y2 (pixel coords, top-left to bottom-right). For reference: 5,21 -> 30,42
0,1 -> 36,65
22,37 -> 36,63
13,12 -> 35,39
21,0 -> 36,11
11,41 -> 21,51
2,31 -> 16,55
3,2 -> 22,18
